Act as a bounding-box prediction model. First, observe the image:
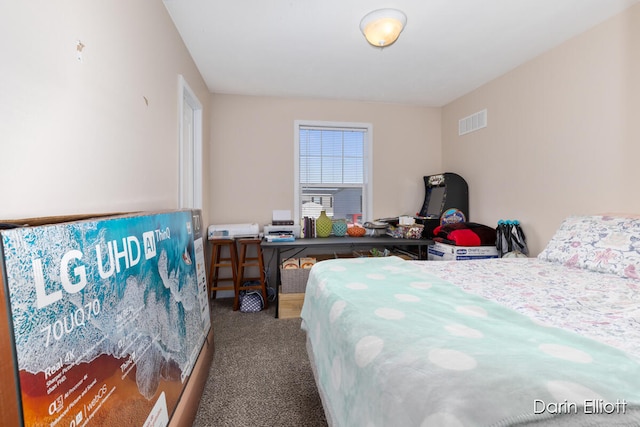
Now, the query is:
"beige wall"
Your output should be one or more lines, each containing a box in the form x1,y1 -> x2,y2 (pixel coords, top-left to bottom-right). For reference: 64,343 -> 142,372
208,95 -> 441,227
0,2 -> 211,225
0,3 -> 212,423
3,1 -> 638,258
442,4 -> 640,255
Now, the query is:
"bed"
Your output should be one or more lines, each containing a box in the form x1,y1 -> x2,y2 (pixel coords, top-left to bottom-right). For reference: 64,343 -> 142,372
300,215 -> 640,426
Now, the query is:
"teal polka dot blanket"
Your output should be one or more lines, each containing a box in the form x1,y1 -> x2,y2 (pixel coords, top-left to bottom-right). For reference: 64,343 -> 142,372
300,256 -> 640,427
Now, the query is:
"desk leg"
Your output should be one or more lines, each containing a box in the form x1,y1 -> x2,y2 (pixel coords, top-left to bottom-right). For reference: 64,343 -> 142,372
274,248 -> 281,318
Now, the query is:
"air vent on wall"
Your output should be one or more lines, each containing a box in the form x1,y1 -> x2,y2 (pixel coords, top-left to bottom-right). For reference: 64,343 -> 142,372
458,109 -> 487,136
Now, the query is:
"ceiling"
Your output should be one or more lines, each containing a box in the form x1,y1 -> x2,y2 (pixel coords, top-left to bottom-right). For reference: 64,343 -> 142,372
163,0 -> 638,107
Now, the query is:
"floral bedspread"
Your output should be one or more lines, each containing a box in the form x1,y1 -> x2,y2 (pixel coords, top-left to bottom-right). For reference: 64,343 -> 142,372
410,258 -> 640,361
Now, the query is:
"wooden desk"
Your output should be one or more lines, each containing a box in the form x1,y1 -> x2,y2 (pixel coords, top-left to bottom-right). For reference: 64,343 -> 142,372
261,236 -> 432,318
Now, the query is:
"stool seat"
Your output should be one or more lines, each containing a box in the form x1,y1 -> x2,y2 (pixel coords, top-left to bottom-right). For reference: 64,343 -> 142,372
236,238 -> 268,311
208,239 -> 239,304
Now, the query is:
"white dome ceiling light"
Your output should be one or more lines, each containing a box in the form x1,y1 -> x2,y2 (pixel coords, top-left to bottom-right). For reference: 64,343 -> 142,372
360,8 -> 407,48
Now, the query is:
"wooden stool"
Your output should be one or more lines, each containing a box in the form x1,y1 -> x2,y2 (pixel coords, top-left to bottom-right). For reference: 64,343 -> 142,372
236,238 -> 268,311
208,239 -> 238,302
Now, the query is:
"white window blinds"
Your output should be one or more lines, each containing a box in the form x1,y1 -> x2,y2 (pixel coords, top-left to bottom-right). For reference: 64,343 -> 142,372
296,123 -> 371,224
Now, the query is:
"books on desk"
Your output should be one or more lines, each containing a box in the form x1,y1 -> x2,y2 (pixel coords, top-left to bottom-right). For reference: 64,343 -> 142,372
265,234 -> 296,242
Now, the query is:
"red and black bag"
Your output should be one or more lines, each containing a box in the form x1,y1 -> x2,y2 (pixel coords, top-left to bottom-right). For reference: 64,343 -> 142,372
432,222 -> 496,247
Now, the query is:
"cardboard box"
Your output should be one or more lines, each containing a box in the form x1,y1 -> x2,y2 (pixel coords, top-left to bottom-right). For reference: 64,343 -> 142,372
278,290 -> 305,319
299,256 -> 316,269
0,210 -> 211,426
428,242 -> 499,261
281,258 -> 300,269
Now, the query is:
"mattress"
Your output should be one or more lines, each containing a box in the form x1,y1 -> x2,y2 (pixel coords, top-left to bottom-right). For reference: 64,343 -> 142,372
300,255 -> 640,427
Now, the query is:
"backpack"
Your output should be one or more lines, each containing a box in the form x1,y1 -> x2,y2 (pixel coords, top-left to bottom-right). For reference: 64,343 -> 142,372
239,290 -> 264,313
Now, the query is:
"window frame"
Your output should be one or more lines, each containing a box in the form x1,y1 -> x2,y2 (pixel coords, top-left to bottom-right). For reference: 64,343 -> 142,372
178,75 -> 203,209
293,120 -> 373,225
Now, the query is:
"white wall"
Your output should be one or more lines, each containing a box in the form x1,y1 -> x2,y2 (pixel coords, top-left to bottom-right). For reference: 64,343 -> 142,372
442,4 -> 640,254
0,2 -> 211,223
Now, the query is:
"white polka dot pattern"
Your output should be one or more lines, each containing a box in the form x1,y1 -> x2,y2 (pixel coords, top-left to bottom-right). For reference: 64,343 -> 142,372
445,323 -> 483,338
546,380 -> 603,402
394,293 -> 420,302
421,412 -> 465,427
355,336 -> 384,367
329,300 -> 346,323
410,281 -> 433,290
428,348 -> 477,371
456,305 -> 488,318
298,256 -> 640,427
539,343 -> 593,363
374,307 -> 405,320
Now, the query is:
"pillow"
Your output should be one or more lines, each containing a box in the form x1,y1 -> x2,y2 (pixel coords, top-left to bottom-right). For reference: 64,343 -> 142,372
537,215 -> 640,279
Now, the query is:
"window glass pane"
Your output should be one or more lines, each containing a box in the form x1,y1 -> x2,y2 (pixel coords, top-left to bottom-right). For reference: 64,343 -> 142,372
299,129 -> 309,156
343,158 -> 363,183
307,130 -> 322,156
298,124 -> 368,223
301,156 -> 321,184
343,132 -> 364,157
322,156 -> 342,183
321,131 -> 342,156
300,186 -> 362,222
299,157 -> 309,183
333,187 -> 362,222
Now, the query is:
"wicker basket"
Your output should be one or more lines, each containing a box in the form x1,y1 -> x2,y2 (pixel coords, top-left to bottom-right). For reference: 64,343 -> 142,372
280,267 -> 311,293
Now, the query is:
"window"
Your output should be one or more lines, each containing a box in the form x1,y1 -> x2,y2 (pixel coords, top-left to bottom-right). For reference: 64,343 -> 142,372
294,121 -> 372,225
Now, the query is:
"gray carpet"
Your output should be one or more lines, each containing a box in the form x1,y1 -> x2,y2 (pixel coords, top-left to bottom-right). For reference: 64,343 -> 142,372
192,298 -> 328,427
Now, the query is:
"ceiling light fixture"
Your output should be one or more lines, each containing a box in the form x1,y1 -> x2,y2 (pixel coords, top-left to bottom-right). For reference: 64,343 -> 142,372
360,8 -> 407,48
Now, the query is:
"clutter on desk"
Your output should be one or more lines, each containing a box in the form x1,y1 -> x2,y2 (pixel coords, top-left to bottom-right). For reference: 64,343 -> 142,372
208,223 -> 260,239
302,216 -> 316,238
264,224 -> 300,239
399,216 -> 415,226
272,209 -> 294,225
315,211 -> 333,237
264,233 -> 296,242
346,224 -> 366,237
387,223 -> 425,239
263,210 -> 298,241
363,221 -> 388,237
332,219 -> 347,236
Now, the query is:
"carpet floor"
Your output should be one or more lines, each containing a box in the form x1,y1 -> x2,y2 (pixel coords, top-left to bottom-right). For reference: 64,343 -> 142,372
192,298 -> 328,427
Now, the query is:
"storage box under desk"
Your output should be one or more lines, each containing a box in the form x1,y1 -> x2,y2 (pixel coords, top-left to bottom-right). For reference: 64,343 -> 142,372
280,267 -> 311,293
278,290 -> 305,319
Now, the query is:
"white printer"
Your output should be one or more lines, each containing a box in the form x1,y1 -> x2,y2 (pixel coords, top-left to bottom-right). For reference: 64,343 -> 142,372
263,210 -> 300,238
263,224 -> 301,238
207,223 -> 260,239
